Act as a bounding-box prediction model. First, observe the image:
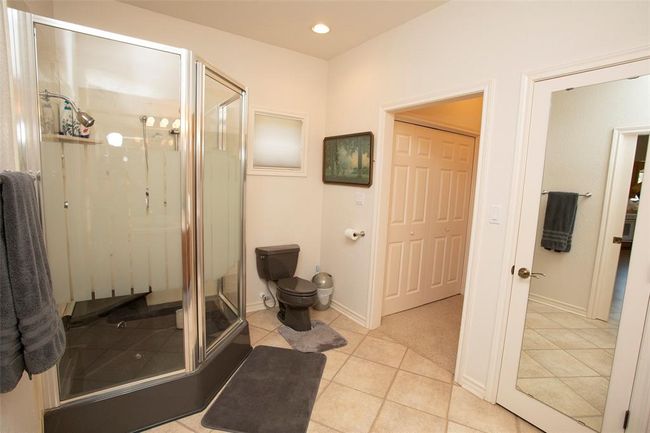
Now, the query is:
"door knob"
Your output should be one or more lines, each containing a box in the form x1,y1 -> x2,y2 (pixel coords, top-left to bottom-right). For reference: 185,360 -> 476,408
518,268 -> 546,279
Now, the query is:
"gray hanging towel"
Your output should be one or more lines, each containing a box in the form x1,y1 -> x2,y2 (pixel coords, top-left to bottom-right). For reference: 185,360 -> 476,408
541,191 -> 579,253
0,186 -> 25,393
0,172 -> 65,393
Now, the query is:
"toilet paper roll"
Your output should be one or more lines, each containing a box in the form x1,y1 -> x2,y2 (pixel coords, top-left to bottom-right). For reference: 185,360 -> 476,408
344,228 -> 361,240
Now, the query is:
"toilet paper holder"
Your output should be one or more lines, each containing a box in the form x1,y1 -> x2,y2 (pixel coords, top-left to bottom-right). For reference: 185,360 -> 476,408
344,228 -> 366,240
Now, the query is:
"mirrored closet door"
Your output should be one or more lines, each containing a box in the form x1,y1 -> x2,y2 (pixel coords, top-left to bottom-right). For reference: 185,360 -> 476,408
498,58 -> 650,433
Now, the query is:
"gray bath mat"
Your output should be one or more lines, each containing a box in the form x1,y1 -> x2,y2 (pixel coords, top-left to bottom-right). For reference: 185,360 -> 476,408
278,320 -> 347,352
202,345 -> 325,433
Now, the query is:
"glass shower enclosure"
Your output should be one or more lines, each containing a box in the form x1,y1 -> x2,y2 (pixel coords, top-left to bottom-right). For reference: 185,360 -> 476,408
7,9 -> 250,433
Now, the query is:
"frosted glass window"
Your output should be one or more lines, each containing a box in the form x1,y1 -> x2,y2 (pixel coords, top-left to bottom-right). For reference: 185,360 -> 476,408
253,113 -> 303,169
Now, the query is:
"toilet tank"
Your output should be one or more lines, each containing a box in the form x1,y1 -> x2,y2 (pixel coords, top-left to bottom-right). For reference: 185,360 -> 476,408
255,244 -> 300,280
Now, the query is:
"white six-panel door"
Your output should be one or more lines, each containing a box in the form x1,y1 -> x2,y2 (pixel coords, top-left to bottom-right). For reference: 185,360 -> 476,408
383,121 -> 475,316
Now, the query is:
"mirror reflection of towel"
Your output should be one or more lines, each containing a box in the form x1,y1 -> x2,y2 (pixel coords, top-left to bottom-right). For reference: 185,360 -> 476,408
541,191 -> 579,253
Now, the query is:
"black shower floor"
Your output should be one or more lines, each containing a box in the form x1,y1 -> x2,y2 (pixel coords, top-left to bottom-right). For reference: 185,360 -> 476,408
58,296 -> 236,400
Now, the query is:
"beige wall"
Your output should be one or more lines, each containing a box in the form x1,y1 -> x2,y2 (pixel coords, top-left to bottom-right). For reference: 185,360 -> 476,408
321,0 -> 650,396
529,76 -> 650,312
50,0 -> 329,311
6,0 -> 52,17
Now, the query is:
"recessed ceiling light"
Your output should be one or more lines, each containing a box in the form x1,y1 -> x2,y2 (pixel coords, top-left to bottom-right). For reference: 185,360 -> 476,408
312,23 -> 330,34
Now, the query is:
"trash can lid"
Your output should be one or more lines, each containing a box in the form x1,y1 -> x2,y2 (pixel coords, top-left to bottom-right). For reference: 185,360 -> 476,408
312,272 -> 333,288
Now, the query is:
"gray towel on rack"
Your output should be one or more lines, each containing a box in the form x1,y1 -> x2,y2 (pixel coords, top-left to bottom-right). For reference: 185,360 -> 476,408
541,191 -> 579,253
0,188 -> 25,393
0,172 -> 65,393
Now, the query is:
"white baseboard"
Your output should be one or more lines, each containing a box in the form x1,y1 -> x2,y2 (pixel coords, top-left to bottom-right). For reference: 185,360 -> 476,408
331,300 -> 369,328
457,373 -> 487,400
246,298 -> 368,329
246,301 -> 267,314
528,293 -> 587,317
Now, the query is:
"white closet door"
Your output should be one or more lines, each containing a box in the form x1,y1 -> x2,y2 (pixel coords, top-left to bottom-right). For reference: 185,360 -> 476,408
383,121 -> 474,316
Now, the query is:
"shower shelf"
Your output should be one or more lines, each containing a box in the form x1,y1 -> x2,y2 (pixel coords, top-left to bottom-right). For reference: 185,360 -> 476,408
42,134 -> 101,145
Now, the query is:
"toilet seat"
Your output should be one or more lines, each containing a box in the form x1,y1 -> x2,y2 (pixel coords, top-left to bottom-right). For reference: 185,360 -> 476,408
277,277 -> 317,297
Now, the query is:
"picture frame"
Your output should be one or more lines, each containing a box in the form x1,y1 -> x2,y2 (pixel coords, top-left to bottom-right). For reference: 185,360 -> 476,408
322,131 -> 374,187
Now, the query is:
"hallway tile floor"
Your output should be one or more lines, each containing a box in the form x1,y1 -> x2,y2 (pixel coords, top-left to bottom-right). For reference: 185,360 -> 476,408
146,305 -> 544,433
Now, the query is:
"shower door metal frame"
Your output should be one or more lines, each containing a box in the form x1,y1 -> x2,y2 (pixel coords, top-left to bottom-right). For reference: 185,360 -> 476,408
7,9 -> 201,409
194,58 -> 248,361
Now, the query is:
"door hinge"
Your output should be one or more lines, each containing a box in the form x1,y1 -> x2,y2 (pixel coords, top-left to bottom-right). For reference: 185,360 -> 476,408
511,265 -> 515,275
623,409 -> 630,429
613,236 -> 623,244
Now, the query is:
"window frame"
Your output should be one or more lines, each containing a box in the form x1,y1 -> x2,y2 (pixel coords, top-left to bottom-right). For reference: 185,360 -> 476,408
247,107 -> 308,177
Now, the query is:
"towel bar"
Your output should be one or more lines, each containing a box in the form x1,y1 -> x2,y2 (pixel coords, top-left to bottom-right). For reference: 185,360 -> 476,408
0,171 -> 40,184
541,190 -> 592,197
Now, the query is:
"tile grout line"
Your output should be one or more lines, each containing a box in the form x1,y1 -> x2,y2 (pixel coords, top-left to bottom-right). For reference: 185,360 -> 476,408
365,336 -> 407,433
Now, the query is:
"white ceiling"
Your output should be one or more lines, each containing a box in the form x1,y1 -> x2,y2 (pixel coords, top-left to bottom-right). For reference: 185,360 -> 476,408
118,1 -> 446,59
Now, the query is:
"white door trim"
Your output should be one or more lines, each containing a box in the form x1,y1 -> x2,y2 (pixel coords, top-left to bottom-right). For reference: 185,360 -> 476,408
587,127 -> 650,320
367,81 -> 493,397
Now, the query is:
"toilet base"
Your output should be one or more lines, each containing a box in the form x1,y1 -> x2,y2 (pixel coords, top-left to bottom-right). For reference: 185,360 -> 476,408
277,302 -> 312,331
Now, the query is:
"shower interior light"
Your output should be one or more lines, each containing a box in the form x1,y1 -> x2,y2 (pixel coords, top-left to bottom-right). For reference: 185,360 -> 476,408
146,116 -> 155,127
106,132 -> 123,147
159,118 -> 169,128
172,118 -> 181,129
311,23 -> 330,34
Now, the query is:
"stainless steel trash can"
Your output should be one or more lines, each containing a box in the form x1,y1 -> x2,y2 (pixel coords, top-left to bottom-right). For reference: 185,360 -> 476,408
312,272 -> 334,311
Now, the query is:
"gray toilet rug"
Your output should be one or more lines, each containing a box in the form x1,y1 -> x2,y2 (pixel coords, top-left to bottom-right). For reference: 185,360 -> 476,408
278,320 -> 348,352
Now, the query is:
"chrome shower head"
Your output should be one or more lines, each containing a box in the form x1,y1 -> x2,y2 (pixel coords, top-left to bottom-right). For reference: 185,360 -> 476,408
76,110 -> 95,128
39,90 -> 95,128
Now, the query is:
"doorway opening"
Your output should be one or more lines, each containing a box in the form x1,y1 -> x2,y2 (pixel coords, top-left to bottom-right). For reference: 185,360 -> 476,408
608,134 -> 647,323
372,92 -> 483,374
587,132 -> 648,324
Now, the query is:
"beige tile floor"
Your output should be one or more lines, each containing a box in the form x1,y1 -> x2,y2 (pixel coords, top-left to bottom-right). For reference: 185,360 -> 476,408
517,300 -> 619,432
146,305 -> 543,433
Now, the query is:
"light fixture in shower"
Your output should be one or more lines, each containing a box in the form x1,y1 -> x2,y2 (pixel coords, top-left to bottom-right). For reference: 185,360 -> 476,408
106,132 -> 123,147
172,119 -> 180,129
39,89 -> 95,127
146,116 -> 155,127
159,118 -> 169,128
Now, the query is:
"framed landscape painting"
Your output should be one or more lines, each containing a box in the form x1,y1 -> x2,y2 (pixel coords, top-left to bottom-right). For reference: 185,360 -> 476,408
322,131 -> 373,187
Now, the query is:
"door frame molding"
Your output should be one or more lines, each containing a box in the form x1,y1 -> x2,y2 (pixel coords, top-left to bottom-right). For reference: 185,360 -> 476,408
587,126 -> 650,320
495,47 -> 650,427
367,81 -> 492,396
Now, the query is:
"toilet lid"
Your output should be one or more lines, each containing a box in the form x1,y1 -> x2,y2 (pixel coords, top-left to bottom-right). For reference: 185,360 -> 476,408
277,277 -> 317,296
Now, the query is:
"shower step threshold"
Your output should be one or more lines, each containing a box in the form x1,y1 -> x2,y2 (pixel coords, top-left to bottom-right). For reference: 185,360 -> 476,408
67,293 -> 148,326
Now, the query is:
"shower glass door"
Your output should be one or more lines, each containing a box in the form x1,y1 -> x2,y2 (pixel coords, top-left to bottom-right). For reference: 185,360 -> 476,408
197,64 -> 245,354
34,22 -> 187,401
